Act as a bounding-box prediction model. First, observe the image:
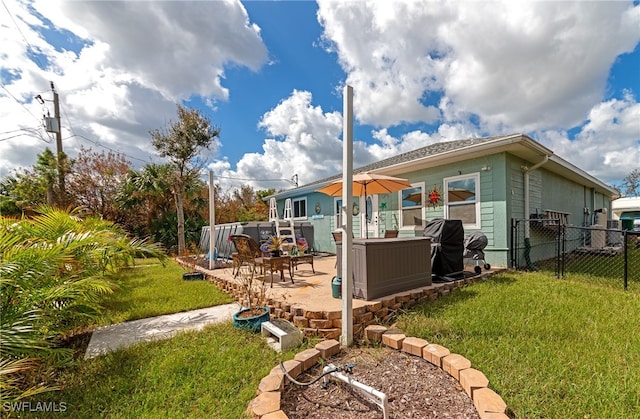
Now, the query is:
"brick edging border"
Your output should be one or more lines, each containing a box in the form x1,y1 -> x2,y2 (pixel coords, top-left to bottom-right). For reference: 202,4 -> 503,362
178,257 -> 494,340
246,329 -> 508,419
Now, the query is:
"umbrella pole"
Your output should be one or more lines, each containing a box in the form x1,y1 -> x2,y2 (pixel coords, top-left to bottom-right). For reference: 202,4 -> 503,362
365,184 -> 368,239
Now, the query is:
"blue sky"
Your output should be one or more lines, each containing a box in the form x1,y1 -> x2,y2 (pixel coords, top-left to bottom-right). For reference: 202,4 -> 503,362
1,0 -> 639,195
207,1 -> 344,165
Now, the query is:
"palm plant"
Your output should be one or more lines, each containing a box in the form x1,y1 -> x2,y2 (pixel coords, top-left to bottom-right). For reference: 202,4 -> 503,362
0,205 -> 166,401
118,163 -> 207,254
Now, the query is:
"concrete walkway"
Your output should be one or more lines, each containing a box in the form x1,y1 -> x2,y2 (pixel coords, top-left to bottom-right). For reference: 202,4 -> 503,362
84,302 -> 241,359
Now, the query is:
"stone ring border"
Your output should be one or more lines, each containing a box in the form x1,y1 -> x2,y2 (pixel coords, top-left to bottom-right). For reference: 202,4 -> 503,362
247,326 -> 509,419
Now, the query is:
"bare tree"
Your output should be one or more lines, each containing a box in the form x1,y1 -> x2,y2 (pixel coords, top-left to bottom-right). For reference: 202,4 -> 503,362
622,169 -> 640,197
150,105 -> 220,255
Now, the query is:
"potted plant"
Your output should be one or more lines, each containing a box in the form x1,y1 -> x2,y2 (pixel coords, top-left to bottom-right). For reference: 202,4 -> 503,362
262,235 -> 287,257
232,265 -> 270,332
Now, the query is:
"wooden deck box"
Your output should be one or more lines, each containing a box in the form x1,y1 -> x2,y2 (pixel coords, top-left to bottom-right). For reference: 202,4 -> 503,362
337,237 -> 431,300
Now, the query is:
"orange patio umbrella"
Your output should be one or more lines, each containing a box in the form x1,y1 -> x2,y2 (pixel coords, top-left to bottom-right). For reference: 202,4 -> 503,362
316,172 -> 412,197
317,172 -> 412,237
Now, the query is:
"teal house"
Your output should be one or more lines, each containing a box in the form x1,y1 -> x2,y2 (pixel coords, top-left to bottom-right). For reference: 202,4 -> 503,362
268,134 -> 617,268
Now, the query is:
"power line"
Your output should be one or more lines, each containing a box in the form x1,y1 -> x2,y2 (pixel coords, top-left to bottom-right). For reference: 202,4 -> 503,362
66,134 -> 152,164
0,83 -> 43,125
213,173 -> 298,185
62,136 -> 294,185
0,127 -> 41,135
0,127 -> 51,143
59,101 -> 76,138
64,129 -> 296,185
1,0 -> 47,70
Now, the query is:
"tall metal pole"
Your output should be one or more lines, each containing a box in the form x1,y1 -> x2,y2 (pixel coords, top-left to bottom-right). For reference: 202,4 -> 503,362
341,85 -> 354,348
209,171 -> 216,270
51,82 -> 65,203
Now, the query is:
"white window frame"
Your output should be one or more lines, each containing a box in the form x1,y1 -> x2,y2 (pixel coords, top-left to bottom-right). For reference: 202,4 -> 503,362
444,172 -> 481,229
334,197 -> 360,230
292,197 -> 307,220
334,198 -> 343,229
398,182 -> 425,228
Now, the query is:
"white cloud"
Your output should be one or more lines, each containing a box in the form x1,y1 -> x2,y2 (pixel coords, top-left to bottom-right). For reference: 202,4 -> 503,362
32,0 -> 267,101
221,89 -> 486,191
317,0 -> 640,132
219,90 -> 343,191
538,93 -> 640,183
367,126 -> 474,162
312,0 -> 640,185
317,1 -> 446,127
1,0 -> 638,193
443,1 -> 640,132
0,0 -> 267,174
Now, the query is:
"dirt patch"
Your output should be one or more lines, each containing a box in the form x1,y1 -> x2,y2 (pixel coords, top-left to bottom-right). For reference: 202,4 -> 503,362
58,330 -> 93,360
281,347 -> 479,418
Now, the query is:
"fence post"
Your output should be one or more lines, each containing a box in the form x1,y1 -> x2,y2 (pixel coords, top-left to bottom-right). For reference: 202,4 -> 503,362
561,225 -> 566,279
555,221 -> 561,279
510,218 -> 517,269
623,230 -> 628,291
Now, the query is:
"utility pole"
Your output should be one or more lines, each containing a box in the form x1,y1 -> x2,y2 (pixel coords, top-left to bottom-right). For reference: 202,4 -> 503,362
50,81 -> 66,204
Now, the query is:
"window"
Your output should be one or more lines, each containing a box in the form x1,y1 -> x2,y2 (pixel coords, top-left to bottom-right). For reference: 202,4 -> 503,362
292,197 -> 307,219
444,173 -> 480,229
335,198 -> 342,228
334,198 -> 359,228
399,183 -> 424,227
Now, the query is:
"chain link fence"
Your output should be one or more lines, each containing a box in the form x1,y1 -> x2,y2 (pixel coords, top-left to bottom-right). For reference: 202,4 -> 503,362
511,218 -> 640,290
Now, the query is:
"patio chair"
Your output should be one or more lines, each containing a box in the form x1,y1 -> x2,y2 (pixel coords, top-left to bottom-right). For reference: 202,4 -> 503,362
230,234 -> 264,278
332,230 -> 355,243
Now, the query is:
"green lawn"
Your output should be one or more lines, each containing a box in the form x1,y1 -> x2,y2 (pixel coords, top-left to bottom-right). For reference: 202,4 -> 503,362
536,239 -> 640,292
22,260 -> 308,418
30,323 -> 307,418
397,271 -> 640,418
23,262 -> 640,418
97,259 -> 234,325
563,243 -> 640,291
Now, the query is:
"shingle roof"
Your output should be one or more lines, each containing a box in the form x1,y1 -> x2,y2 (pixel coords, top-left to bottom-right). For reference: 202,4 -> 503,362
303,134 -> 517,188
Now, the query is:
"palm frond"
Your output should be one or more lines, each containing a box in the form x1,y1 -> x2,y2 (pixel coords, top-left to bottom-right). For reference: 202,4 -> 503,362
0,357 -> 60,402
0,310 -> 48,357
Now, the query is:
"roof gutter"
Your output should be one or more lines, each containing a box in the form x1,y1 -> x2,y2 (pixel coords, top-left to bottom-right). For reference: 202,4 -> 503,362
522,155 -> 549,237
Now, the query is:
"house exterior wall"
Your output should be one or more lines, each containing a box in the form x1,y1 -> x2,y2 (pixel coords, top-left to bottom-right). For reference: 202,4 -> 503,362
303,192 -> 339,252
278,151 -> 612,269
507,154 -> 611,227
287,153 -> 513,266
507,154 -> 613,266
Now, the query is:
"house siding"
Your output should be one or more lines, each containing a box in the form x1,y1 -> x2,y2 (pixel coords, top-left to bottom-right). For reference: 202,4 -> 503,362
538,170 -> 609,227
323,155 -> 513,266
509,161 -> 525,220
506,155 -> 615,267
482,154 -> 509,266
272,136 -> 613,270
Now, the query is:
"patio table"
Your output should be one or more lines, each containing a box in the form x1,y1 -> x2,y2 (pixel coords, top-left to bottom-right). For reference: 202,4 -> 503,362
289,254 -> 315,274
262,256 -> 293,287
